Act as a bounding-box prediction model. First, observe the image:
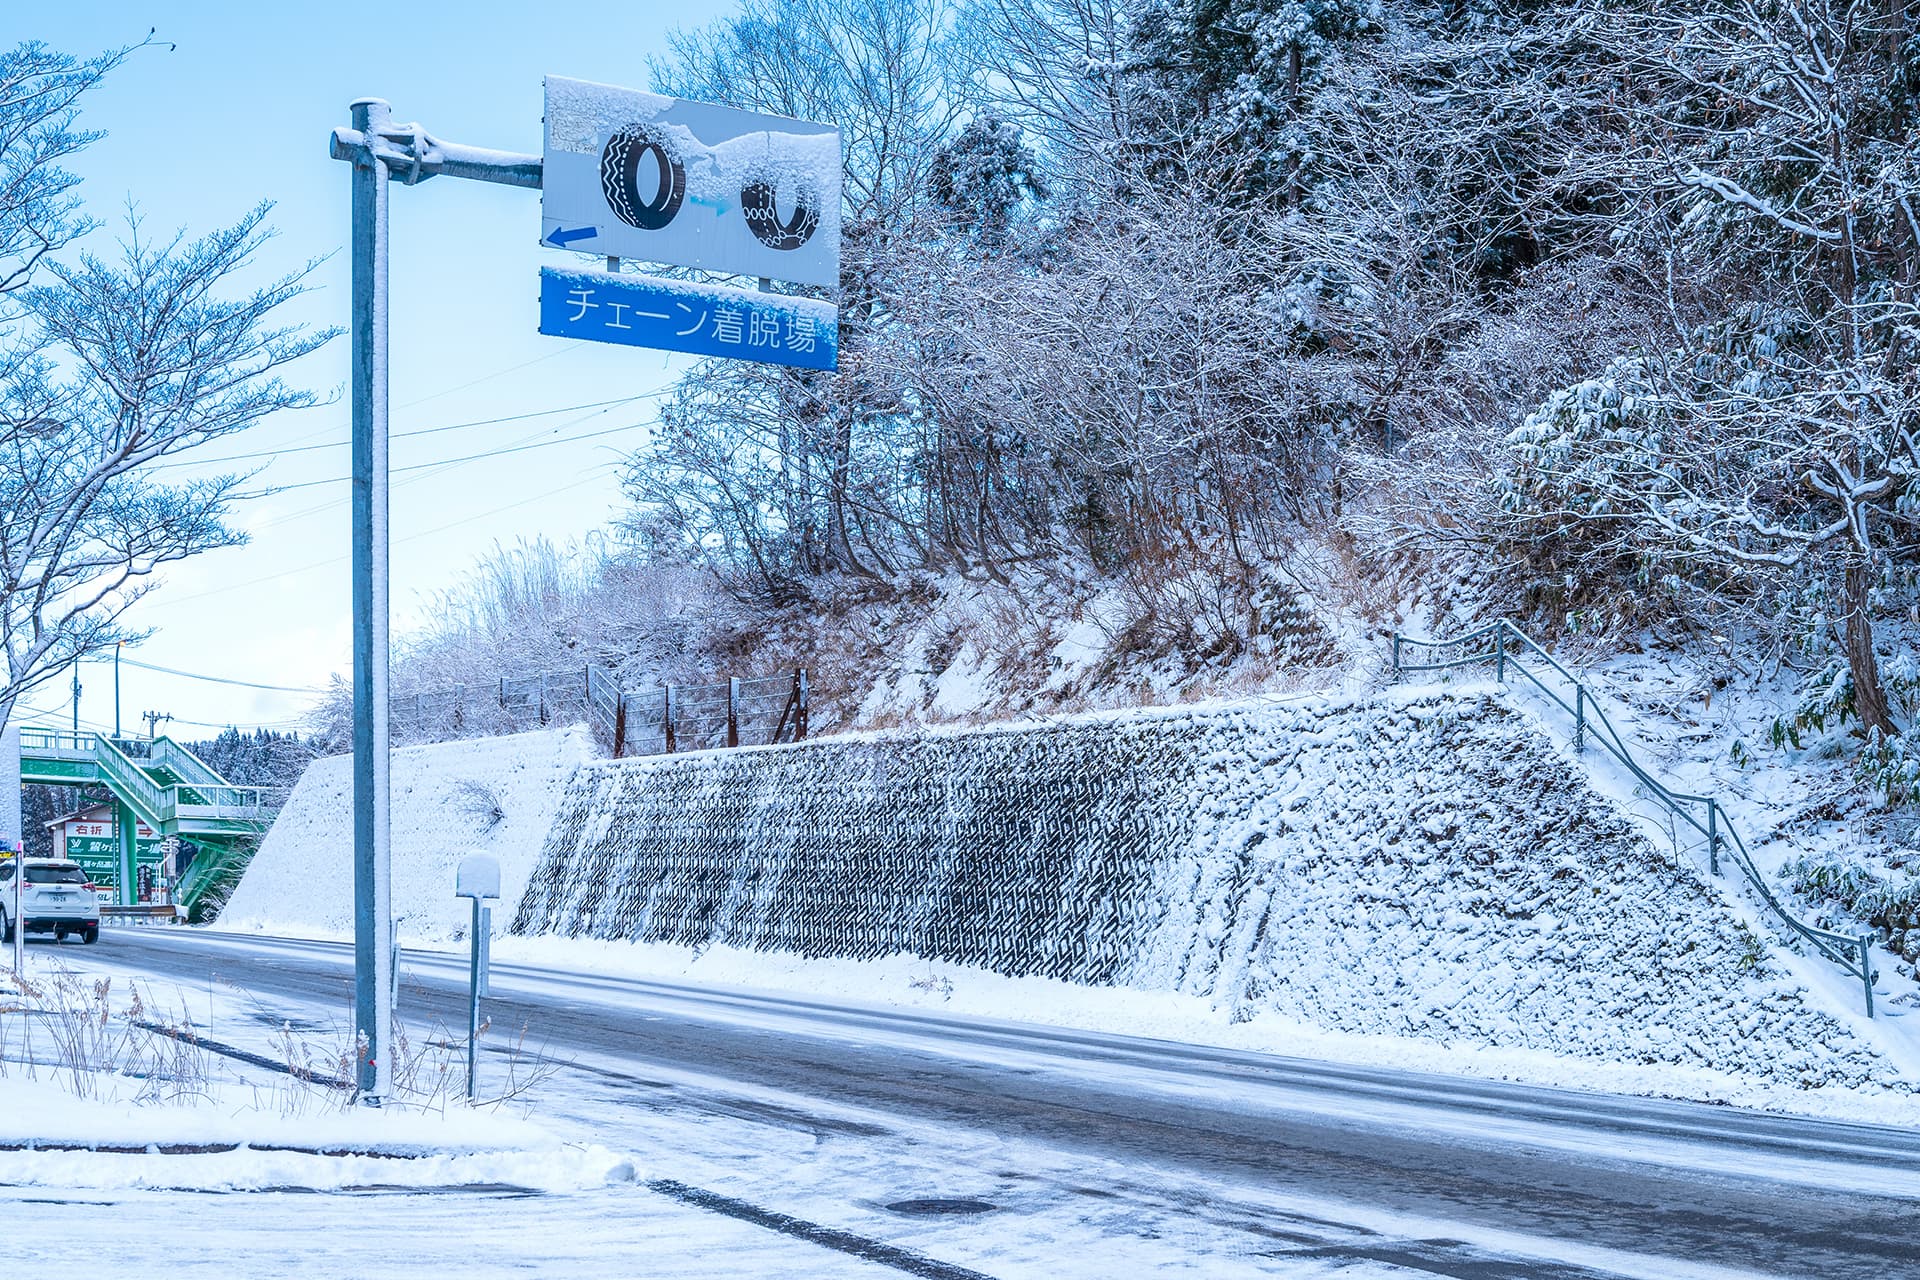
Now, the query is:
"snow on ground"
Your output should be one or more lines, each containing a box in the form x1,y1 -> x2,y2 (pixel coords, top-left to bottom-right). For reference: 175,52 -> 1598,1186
224,677 -> 1920,1112
488,933 -> 1920,1127
222,725 -> 594,941
6,938 -> 1850,1280
0,954 -> 630,1199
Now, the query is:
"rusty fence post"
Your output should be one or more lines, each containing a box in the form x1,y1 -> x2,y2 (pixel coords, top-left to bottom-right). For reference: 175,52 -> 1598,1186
727,677 -> 740,747
663,684 -> 676,754
796,667 -> 809,740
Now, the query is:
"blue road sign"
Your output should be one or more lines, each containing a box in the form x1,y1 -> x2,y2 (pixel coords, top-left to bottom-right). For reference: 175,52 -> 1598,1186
538,267 -> 838,371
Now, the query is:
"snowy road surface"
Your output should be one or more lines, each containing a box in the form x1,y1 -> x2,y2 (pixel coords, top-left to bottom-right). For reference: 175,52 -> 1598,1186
22,927 -> 1920,1279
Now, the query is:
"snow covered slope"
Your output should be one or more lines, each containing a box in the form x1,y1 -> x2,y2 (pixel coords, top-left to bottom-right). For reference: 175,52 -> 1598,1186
222,726 -> 595,940
514,693 -> 1904,1092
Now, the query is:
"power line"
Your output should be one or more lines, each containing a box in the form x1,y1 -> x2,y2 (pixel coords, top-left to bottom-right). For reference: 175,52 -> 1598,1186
148,393 -> 659,472
242,417 -> 648,497
161,713 -> 317,733
226,400 -> 646,533
116,655 -> 328,694
233,345 -> 587,457
139,463 -> 621,611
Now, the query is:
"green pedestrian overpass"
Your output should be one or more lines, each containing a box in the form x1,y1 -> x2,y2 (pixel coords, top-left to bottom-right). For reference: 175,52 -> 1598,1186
16,728 -> 270,919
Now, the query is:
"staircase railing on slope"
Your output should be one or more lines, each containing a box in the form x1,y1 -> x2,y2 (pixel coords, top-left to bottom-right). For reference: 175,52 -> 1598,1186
1393,620 -> 1878,1017
174,839 -> 256,922
147,737 -> 266,817
87,733 -> 175,833
17,730 -> 266,827
150,736 -> 226,787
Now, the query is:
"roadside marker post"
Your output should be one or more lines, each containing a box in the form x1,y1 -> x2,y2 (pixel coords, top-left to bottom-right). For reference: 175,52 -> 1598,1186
456,854 -> 501,1102
7,840 -> 22,978
327,81 -> 838,1104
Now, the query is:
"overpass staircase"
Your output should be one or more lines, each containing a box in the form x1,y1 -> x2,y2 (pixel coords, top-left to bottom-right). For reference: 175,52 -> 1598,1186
16,728 -> 269,919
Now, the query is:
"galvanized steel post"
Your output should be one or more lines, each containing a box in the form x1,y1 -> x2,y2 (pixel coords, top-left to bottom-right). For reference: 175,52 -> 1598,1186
1574,685 -> 1585,752
1706,798 -> 1720,877
330,97 -> 541,1105
468,894 -> 483,1098
345,97 -> 395,1104
1860,935 -> 1876,1019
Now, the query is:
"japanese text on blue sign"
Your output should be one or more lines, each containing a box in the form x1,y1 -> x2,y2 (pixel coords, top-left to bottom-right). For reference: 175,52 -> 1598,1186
538,268 -> 837,371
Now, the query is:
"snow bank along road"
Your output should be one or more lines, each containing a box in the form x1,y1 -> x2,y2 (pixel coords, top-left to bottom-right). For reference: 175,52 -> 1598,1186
85,929 -> 1920,1279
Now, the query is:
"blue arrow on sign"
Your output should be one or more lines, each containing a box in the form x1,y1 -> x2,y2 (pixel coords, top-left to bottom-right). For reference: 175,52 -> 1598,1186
543,225 -> 598,249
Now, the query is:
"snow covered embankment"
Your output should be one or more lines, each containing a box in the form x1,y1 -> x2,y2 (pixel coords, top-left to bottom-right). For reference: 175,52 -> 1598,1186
221,726 -> 595,939
513,694 -> 1904,1094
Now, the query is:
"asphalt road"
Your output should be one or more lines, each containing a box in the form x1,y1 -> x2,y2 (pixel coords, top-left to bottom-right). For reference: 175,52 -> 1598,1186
91,927 -> 1920,1279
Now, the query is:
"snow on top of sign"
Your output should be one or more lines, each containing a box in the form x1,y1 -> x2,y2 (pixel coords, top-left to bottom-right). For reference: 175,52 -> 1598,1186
646,120 -> 842,211
544,74 -> 836,152
546,76 -> 678,153
544,75 -> 840,222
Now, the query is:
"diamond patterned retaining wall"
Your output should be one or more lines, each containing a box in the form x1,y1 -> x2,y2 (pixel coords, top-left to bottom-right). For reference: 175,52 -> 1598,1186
510,692 -> 1904,1089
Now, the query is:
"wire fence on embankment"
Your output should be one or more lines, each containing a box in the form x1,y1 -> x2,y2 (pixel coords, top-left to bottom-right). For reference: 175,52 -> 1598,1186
389,664 -> 809,760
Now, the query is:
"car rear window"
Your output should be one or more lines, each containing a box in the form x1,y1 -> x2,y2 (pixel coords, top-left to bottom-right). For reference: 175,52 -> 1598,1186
26,865 -> 88,885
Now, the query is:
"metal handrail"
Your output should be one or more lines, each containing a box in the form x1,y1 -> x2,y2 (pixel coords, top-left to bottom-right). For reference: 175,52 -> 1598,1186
151,736 -> 228,786
16,729 -> 266,825
88,733 -> 175,827
1393,620 -> 1878,1016
17,727 -> 93,755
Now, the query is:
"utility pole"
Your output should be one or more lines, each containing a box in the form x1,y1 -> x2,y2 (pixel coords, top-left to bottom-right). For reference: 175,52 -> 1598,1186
329,100 -> 539,1107
113,640 -> 123,739
141,711 -> 173,739
71,667 -> 81,734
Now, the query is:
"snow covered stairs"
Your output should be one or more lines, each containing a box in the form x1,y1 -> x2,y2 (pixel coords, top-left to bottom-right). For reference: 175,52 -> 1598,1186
1392,619 -> 1878,1015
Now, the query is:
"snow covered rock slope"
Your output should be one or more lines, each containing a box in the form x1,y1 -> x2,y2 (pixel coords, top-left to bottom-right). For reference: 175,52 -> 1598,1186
513,693 -> 1904,1092
222,726 -> 595,939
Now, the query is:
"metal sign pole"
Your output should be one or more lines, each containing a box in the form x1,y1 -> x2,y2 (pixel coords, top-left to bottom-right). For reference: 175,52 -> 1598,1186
348,98 -> 395,1104
454,854 -> 500,1103
467,895 -> 481,1099
330,106 -> 540,1104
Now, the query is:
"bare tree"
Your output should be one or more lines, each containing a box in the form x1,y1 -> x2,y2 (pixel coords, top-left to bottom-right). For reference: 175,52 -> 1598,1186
0,204 -> 332,733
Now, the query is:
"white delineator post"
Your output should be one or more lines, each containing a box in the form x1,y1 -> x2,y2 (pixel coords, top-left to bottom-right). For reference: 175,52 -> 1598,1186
5,723 -> 22,976
9,840 -> 21,978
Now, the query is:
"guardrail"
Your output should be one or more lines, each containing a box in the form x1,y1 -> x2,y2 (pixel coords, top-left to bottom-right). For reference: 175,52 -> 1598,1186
1393,620 -> 1878,1016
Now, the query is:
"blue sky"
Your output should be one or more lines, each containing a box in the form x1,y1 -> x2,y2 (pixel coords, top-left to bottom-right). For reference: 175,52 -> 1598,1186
8,1 -> 736,736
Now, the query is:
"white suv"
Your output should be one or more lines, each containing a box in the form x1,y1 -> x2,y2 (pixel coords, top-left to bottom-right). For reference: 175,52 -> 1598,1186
0,859 -> 102,945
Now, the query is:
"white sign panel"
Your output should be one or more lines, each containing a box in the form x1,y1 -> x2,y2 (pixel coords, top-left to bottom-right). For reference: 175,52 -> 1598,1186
542,77 -> 841,289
